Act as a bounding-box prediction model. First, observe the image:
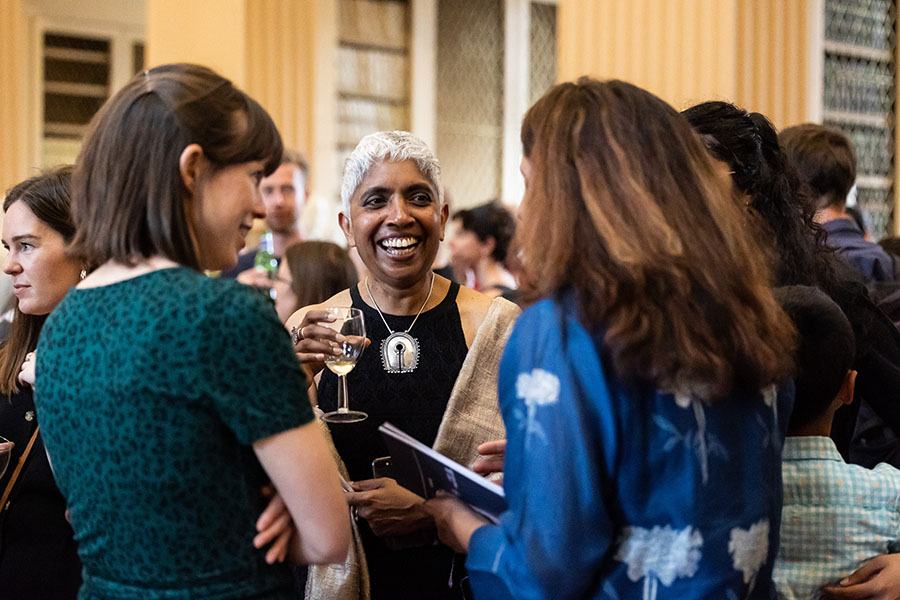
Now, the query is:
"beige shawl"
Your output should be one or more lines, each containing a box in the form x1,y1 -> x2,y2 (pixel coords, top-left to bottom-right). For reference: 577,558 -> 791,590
305,296 -> 520,600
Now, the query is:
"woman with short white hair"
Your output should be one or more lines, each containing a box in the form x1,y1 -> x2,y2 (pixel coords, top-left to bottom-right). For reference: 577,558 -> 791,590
288,131 -> 519,599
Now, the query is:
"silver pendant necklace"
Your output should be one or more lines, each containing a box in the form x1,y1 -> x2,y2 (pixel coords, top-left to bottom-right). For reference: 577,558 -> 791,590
365,274 -> 435,374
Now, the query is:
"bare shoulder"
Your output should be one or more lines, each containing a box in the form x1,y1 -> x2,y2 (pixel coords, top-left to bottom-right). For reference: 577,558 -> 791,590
455,284 -> 494,346
284,288 -> 354,331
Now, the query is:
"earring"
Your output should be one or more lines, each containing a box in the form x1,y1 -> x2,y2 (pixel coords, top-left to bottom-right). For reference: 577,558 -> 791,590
80,268 -> 87,280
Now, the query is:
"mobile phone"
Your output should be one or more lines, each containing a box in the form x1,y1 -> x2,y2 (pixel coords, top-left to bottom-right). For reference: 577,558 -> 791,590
372,456 -> 393,479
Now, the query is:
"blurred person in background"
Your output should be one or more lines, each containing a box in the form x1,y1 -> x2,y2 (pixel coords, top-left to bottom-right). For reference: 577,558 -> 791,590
684,101 -> 900,470
221,150 -> 309,281
273,240 -> 358,323
780,124 -> 897,283
448,201 -> 517,298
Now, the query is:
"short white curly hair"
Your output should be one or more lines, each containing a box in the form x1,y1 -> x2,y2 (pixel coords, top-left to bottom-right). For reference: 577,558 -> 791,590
340,131 -> 443,217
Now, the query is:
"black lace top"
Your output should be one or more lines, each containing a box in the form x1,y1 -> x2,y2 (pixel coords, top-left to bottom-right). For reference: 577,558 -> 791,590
319,281 -> 469,482
318,281 -> 470,600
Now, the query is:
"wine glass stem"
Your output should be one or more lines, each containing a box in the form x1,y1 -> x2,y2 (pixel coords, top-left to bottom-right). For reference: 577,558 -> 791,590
338,374 -> 349,413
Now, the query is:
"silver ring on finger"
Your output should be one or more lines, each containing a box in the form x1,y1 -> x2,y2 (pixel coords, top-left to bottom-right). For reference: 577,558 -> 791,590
290,325 -> 302,346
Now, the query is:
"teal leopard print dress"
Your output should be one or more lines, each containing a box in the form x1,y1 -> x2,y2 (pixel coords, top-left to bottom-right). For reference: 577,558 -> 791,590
35,267 -> 313,599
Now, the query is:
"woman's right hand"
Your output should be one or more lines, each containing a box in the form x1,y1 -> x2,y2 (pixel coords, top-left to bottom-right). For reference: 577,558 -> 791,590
288,309 -> 345,375
18,351 -> 36,388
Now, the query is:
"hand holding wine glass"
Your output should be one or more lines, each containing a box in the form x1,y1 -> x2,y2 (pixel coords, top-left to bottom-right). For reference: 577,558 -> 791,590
290,309 -> 346,375
320,307 -> 368,423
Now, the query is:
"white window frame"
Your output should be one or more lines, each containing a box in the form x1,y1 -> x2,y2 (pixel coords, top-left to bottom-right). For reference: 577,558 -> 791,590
25,6 -> 144,169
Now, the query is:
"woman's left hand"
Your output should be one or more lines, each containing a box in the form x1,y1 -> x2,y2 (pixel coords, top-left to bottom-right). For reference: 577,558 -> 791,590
346,478 -> 432,537
424,493 -> 489,554
253,486 -> 294,564
18,351 -> 36,387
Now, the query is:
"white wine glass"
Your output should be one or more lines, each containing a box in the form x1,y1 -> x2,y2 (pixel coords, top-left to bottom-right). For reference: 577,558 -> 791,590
0,436 -> 13,479
322,307 -> 368,423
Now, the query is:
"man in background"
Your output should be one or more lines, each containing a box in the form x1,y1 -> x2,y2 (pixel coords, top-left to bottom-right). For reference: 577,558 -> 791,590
780,124 -> 897,282
220,149 -> 309,280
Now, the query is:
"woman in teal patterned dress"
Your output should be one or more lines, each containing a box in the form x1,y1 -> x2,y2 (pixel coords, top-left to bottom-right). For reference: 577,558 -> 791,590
33,64 -> 350,599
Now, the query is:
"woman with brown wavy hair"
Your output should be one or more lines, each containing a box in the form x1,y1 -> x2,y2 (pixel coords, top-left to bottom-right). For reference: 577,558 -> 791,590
426,78 -> 796,599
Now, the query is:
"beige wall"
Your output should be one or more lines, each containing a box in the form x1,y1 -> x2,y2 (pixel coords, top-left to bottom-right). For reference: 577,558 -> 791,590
0,0 -> 30,196
558,0 -> 815,129
146,0 -> 248,86
735,0 -> 814,129
245,0 -> 335,188
146,0 -> 335,203
1,0 -> 819,197
558,0 -> 739,109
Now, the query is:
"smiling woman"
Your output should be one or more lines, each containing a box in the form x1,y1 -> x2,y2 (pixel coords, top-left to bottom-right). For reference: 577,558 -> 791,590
30,64 -> 350,600
286,131 -> 520,600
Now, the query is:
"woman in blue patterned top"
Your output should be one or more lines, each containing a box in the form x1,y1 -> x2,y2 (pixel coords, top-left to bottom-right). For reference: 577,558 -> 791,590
33,64 -> 349,599
426,78 -> 798,599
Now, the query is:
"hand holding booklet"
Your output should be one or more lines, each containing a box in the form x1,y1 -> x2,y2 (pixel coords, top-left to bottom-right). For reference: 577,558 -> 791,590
378,422 -> 507,523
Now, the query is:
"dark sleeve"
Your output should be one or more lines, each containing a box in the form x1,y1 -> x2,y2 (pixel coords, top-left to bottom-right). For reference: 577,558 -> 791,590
201,282 -> 313,444
218,250 -> 258,279
831,287 -> 900,458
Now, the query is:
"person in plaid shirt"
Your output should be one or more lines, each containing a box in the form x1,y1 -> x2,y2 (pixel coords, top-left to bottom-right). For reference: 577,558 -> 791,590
774,286 -> 900,599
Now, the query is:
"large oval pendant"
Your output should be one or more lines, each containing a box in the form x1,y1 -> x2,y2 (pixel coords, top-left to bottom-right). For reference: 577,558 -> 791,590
381,331 -> 419,373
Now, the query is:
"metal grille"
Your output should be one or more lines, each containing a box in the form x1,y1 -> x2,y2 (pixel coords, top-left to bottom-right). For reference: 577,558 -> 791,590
436,0 -> 504,210
823,0 -> 896,239
529,2 -> 557,107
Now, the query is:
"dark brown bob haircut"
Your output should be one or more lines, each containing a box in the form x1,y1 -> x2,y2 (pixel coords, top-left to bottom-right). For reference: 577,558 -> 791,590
70,63 -> 283,271
779,123 -> 856,210
517,78 -> 795,398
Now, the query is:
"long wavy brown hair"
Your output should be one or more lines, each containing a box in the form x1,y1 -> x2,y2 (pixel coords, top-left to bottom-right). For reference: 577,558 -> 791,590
517,78 -> 795,398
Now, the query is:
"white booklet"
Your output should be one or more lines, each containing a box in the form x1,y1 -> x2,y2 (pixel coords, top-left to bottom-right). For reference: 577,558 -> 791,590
378,421 -> 507,524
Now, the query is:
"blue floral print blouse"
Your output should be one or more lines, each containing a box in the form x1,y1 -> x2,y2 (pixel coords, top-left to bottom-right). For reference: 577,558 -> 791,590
465,296 -> 794,600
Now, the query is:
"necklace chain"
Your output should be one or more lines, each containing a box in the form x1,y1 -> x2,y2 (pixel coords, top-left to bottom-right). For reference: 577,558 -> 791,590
365,273 -> 436,336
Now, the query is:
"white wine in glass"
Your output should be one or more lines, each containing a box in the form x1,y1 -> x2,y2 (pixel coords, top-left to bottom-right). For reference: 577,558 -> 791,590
322,307 -> 368,423
0,436 -> 13,479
